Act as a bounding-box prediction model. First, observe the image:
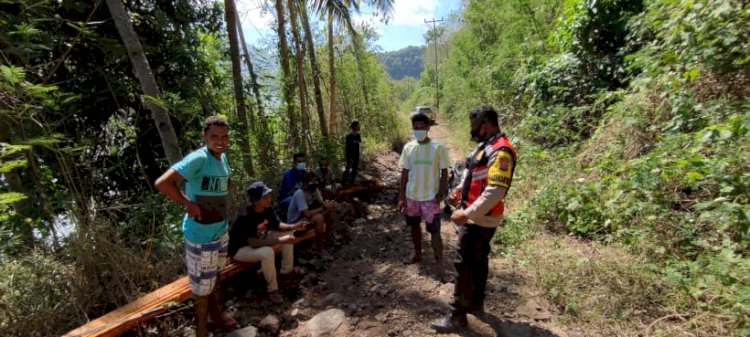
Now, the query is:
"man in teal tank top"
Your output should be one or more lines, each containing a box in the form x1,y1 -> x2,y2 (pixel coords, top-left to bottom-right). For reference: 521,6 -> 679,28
155,116 -> 237,336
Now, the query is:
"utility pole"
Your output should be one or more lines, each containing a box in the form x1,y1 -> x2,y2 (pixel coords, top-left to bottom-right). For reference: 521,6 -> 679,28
425,17 -> 443,118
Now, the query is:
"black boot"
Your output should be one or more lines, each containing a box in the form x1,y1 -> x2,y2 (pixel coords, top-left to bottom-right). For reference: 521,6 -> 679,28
468,305 -> 487,320
429,314 -> 468,333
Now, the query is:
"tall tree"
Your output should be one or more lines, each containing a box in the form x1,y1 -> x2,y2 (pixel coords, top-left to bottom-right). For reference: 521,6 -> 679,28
275,0 -> 300,149
298,1 -> 328,138
288,0 -> 312,153
225,0 -> 255,177
311,0 -> 394,136
352,33 -> 371,111
105,0 -> 183,165
234,5 -> 275,168
326,15 -> 338,136
234,5 -> 265,120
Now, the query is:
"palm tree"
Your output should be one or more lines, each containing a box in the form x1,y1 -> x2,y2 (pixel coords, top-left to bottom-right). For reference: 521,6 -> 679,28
326,14 -> 338,135
351,33 -> 371,111
275,0 -> 301,149
225,0 -> 255,177
105,0 -> 183,164
234,5 -> 276,168
310,0 -> 394,136
234,5 -> 265,118
288,0 -> 312,153
298,0 -> 328,138
311,0 -> 358,137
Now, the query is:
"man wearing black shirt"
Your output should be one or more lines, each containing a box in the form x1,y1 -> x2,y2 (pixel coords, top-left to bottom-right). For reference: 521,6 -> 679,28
230,181 -> 307,303
343,120 -> 361,184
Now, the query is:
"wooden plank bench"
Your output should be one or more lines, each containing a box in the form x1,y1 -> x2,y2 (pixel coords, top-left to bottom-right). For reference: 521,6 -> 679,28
63,230 -> 316,337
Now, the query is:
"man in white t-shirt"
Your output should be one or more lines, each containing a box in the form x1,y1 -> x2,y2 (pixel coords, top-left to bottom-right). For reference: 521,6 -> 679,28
398,113 -> 450,277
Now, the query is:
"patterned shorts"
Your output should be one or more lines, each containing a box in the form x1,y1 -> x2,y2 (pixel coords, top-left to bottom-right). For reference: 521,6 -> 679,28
185,233 -> 228,296
405,199 -> 441,232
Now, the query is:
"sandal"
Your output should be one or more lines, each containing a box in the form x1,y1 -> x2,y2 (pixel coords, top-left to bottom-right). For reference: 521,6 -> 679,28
268,291 -> 284,304
320,252 -> 334,261
210,312 -> 241,330
403,254 -> 422,265
281,266 -> 306,277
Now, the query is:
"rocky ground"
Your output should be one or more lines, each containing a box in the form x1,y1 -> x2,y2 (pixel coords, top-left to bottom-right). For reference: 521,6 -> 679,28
145,123 -> 580,337
214,125 -> 578,337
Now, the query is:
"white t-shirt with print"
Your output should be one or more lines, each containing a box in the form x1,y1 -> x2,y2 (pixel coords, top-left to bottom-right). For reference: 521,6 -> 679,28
398,139 -> 450,201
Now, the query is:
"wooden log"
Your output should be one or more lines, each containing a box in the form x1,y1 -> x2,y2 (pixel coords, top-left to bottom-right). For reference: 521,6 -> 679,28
63,230 -> 316,337
335,184 -> 395,197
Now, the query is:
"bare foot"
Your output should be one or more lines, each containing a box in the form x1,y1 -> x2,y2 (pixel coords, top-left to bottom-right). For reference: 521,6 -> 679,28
434,263 -> 447,277
268,290 -> 283,304
404,254 -> 422,264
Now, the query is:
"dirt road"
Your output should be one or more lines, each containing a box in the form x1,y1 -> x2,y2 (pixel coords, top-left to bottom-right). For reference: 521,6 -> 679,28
202,123 -> 573,337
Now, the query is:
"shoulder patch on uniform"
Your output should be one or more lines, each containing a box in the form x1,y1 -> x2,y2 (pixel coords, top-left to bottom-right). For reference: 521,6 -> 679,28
498,157 -> 510,171
487,150 -> 514,188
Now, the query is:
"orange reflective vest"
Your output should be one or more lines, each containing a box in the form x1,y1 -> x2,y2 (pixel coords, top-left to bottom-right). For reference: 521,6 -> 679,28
459,134 -> 516,216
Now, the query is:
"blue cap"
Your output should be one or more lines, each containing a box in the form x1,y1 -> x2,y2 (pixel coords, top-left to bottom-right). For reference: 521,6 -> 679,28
246,181 -> 272,202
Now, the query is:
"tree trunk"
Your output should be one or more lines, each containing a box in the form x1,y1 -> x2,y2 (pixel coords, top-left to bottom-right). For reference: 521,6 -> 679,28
287,0 -> 311,153
327,15 -> 338,137
351,36 -> 371,111
105,0 -> 183,164
234,5 -> 275,168
234,5 -> 265,122
275,0 -> 300,150
0,121 -> 34,250
24,148 -> 59,249
298,1 -> 328,138
5,170 -> 35,249
225,0 -> 255,178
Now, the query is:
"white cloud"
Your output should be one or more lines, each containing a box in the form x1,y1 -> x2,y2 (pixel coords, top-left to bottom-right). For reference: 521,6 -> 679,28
354,0 -> 440,37
231,0 -> 440,47
390,0 -> 437,26
235,0 -> 275,32
234,0 -> 439,32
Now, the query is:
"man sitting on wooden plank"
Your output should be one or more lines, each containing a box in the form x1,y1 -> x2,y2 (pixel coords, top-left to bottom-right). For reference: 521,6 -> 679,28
230,181 -> 308,303
286,172 -> 339,258
314,158 -> 339,196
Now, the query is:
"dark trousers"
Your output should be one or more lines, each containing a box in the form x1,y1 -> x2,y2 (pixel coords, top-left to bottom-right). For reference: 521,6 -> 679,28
343,157 -> 359,184
450,224 -> 496,316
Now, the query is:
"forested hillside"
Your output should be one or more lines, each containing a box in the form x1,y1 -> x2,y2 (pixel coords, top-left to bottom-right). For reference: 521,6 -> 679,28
378,45 -> 424,80
406,0 -> 749,336
0,1 -> 400,336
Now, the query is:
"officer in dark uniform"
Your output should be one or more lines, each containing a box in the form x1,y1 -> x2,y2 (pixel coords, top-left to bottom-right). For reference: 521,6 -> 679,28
430,105 -> 517,332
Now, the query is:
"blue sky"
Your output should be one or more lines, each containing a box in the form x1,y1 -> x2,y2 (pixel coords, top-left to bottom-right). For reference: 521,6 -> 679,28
236,0 -> 463,52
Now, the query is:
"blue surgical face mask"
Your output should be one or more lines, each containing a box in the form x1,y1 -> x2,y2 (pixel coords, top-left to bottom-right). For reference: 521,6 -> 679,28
296,162 -> 306,171
413,130 -> 427,142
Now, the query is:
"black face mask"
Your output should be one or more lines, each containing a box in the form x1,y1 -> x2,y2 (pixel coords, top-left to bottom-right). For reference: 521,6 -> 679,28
306,184 -> 319,192
471,127 -> 485,143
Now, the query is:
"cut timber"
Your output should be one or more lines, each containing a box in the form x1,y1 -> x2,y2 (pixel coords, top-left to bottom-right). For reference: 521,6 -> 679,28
335,184 -> 395,197
64,230 -> 316,337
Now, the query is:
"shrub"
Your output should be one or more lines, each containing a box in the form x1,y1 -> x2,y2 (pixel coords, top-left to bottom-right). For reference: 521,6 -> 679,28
0,252 -> 79,337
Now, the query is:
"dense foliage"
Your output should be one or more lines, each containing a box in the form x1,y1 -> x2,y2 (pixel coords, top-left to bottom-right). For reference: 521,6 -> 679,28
0,0 -> 399,335
408,0 -> 749,336
377,45 -> 425,80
